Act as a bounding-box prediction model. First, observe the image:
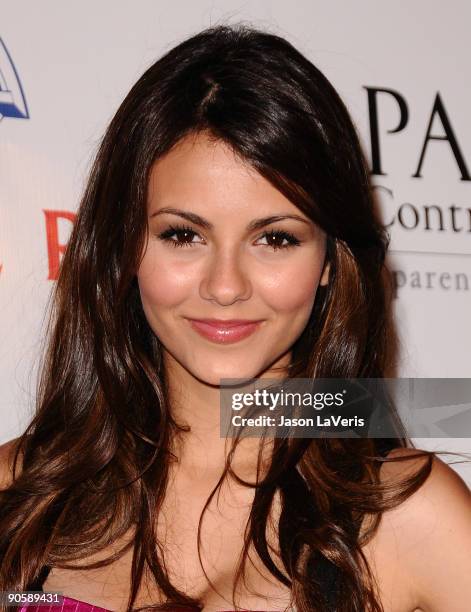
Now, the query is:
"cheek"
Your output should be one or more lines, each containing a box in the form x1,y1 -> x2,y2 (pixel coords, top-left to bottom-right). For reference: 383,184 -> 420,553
137,250 -> 192,309
260,258 -> 323,313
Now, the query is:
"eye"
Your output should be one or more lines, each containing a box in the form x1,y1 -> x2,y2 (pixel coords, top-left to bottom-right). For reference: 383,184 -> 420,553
157,224 -> 203,248
257,230 -> 301,251
156,225 -> 302,251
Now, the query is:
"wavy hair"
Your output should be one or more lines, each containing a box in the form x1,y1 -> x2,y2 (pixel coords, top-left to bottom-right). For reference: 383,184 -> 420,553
0,23 -> 465,612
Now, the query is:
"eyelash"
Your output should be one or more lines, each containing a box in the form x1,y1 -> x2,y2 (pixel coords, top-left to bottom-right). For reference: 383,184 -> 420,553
157,224 -> 302,251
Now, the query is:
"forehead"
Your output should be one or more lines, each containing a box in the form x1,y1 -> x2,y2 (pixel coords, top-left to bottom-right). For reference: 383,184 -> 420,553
147,132 -> 302,217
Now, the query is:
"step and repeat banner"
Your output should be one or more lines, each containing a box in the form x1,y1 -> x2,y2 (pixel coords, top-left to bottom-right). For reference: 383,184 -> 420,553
0,1 -> 470,478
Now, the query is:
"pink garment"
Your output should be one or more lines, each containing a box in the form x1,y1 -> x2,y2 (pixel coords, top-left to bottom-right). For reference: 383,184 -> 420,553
19,596 -> 202,612
19,595 -> 111,612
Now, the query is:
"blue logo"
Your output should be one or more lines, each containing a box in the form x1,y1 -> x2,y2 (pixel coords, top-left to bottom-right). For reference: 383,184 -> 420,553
0,37 -> 29,121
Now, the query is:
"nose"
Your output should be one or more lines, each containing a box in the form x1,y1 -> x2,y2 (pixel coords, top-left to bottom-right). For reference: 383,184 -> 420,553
200,247 -> 252,306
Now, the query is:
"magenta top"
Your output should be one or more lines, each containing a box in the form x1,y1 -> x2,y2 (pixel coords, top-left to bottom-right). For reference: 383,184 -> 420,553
19,596 -> 112,612
18,598 -> 202,612
19,596 -> 257,612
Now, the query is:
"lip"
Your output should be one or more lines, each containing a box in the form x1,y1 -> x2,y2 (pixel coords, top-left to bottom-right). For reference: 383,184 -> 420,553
186,318 -> 264,344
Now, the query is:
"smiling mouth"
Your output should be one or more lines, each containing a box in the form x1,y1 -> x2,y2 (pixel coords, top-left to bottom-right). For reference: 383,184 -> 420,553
185,318 -> 264,344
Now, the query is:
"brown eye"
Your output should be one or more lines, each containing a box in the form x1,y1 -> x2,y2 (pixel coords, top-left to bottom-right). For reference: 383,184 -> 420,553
158,225 -> 202,248
258,230 -> 301,251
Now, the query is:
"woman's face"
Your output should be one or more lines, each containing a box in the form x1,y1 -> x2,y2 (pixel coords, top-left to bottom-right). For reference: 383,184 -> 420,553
137,132 -> 329,386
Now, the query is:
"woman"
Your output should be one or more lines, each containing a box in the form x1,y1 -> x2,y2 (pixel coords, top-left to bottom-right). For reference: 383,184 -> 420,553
0,24 -> 470,612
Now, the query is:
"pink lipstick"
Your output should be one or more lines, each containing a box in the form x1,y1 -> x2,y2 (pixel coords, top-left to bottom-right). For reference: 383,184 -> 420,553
186,318 -> 264,344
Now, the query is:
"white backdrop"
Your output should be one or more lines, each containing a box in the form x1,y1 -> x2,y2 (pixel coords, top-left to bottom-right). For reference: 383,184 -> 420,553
0,1 -> 470,482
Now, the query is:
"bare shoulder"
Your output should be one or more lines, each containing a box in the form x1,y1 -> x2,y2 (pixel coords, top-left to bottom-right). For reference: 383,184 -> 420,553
381,445 -> 468,482
0,437 -> 23,490
379,446 -> 470,519
372,447 -> 471,611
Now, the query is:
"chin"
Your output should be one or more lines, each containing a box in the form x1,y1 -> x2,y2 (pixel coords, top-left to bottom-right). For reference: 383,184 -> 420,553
193,362 -> 262,387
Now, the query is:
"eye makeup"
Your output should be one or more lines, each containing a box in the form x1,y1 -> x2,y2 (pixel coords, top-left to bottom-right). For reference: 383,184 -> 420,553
156,223 -> 302,251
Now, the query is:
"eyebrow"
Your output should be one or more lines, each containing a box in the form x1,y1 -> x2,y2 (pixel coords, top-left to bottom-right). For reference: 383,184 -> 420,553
149,207 -> 311,231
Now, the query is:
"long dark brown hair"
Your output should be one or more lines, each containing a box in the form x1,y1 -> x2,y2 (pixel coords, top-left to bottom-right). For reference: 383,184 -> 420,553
0,23 -> 467,612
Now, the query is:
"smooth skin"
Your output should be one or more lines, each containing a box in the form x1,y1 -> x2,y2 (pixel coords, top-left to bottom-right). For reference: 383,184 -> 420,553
1,132 -> 470,611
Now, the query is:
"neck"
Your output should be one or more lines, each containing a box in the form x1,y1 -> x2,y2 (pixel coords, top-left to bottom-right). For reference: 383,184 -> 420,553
163,351 -> 290,481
